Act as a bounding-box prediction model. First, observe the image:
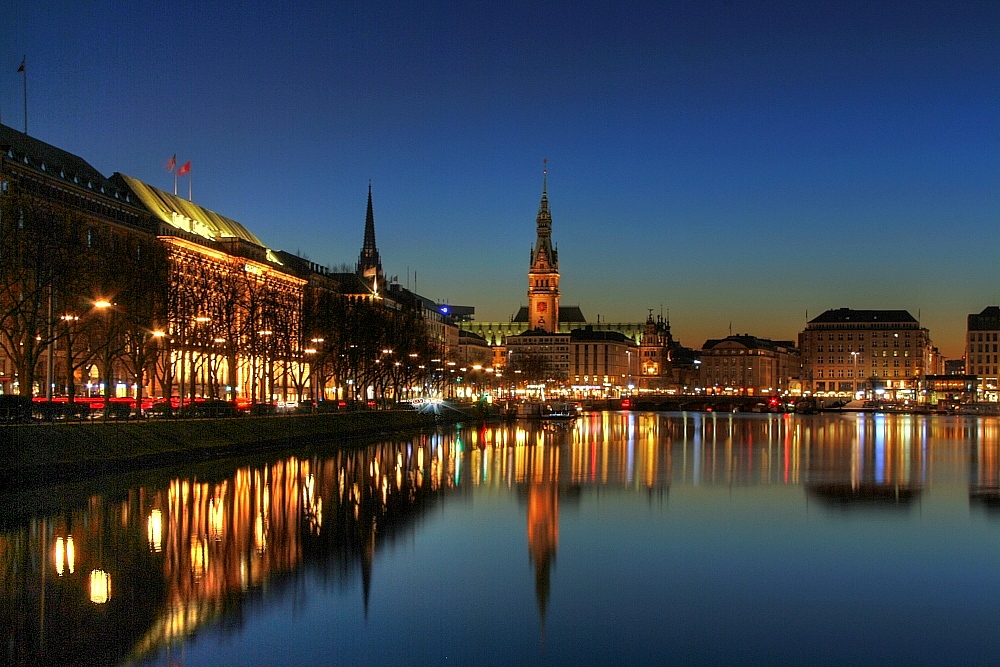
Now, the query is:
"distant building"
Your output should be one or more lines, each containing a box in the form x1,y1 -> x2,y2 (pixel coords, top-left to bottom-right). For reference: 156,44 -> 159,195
569,327 -> 636,391
798,308 -> 931,400
505,330 -> 571,384
457,329 -> 492,369
945,359 -> 967,375
699,334 -> 798,396
966,306 -> 1000,399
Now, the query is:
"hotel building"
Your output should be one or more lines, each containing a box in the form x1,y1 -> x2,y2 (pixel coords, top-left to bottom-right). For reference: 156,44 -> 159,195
798,308 -> 931,399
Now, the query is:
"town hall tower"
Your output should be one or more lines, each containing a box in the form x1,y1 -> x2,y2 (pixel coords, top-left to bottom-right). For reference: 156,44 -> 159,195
528,169 -> 560,332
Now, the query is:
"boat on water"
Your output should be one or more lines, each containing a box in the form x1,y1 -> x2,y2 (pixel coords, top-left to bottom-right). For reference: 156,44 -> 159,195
515,401 -> 581,420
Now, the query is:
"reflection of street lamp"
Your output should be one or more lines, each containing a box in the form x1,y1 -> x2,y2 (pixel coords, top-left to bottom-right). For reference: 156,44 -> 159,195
850,351 -> 859,398
626,350 -> 632,396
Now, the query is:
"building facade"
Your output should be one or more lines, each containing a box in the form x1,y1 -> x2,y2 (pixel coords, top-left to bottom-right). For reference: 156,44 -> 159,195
966,306 -> 1000,399
699,335 -> 798,396
798,308 -> 931,399
505,331 -> 571,384
569,327 -> 636,393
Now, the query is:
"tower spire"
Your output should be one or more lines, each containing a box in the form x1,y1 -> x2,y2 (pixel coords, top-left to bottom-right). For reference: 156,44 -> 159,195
358,181 -> 383,284
527,162 -> 560,332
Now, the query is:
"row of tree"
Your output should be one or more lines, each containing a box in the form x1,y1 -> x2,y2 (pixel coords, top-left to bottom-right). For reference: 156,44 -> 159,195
0,188 -> 168,399
1,183 -> 439,404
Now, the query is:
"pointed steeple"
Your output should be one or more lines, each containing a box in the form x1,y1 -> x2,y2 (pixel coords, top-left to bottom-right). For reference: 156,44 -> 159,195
530,165 -> 557,270
527,162 -> 561,332
358,181 -> 383,282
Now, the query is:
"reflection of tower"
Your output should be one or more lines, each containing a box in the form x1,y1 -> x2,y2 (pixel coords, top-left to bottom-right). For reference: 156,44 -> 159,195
526,438 -> 560,646
527,167 -> 560,332
357,182 -> 383,287
527,483 -> 558,628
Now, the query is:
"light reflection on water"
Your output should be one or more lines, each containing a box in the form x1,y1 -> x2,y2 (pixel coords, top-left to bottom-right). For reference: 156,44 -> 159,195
3,412 -> 1000,666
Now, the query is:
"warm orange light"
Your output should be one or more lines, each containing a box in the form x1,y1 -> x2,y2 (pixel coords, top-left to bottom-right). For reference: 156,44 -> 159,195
90,570 -> 111,604
94,300 -> 111,309
147,510 -> 162,553
151,330 -> 166,338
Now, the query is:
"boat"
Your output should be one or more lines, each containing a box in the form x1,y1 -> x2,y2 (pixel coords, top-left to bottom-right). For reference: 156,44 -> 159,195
515,401 -> 581,420
541,401 -> 580,419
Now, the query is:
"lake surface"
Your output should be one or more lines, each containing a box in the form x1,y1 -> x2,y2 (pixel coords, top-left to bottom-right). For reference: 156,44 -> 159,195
4,411 -> 1000,666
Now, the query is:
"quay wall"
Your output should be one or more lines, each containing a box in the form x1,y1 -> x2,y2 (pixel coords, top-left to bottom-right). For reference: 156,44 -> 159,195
0,409 -> 478,488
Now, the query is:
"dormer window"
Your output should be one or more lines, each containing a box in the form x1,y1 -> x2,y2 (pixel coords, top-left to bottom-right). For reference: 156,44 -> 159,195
41,162 -> 46,171
60,169 -> 65,178
73,175 -> 78,183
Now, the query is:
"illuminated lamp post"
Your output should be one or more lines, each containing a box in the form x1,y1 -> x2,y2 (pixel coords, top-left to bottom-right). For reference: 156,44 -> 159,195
309,337 -> 325,404
93,299 -> 114,415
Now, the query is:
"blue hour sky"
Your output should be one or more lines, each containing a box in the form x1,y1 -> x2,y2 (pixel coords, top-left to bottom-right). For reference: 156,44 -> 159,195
2,1 -> 997,358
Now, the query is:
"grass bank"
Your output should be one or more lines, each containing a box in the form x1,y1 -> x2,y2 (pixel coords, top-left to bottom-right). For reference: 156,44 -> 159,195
0,408 -> 479,488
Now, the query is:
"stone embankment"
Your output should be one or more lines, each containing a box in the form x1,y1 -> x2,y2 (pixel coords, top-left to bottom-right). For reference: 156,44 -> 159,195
0,408 -> 478,488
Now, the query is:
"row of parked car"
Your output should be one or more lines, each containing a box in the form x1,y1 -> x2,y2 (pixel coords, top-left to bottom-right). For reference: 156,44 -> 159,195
0,395 -> 388,423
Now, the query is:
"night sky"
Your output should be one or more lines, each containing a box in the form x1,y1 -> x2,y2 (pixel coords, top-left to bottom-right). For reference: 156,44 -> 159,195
3,1 -> 997,358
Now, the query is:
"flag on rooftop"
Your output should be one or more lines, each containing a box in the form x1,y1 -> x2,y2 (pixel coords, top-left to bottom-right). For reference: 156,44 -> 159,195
177,160 -> 190,176
165,154 -> 176,172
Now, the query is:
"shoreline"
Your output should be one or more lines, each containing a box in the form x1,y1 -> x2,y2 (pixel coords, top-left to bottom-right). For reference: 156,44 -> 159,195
1,408 -> 483,489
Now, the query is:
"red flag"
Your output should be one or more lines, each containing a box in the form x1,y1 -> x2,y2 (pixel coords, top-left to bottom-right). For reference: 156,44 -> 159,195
17,59 -> 25,73
165,154 -> 176,172
176,160 -> 190,176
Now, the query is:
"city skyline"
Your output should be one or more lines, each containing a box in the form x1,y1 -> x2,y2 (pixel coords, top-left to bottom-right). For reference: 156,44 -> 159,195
3,1 -> 997,358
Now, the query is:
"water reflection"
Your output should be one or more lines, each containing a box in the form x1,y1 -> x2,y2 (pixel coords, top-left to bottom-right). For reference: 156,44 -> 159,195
1,412 -> 998,665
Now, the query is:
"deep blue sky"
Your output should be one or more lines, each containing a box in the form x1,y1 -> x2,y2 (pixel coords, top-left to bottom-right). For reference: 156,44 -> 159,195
3,1 -> 997,357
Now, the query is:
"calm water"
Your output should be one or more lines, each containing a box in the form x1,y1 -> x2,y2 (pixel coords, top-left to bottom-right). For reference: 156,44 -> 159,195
4,412 -> 1000,666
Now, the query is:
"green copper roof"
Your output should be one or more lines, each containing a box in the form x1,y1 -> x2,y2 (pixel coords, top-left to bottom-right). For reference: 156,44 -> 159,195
116,173 -> 279,262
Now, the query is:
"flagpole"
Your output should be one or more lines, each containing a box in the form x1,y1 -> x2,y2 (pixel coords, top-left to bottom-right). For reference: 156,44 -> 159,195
174,171 -> 177,196
20,56 -> 27,135
189,168 -> 192,201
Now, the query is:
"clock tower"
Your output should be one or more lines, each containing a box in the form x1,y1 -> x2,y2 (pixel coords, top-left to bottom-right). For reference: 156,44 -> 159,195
528,168 -> 560,332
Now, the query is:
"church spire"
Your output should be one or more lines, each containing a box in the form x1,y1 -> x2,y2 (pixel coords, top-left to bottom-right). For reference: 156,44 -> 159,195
358,181 -> 383,283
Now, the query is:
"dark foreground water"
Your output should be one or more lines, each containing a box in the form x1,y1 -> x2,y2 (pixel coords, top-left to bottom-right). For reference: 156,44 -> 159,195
4,412 -> 1000,666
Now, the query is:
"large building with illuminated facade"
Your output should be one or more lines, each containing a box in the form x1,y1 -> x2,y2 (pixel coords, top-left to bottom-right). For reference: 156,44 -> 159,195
0,123 -> 453,403
798,308 -> 935,399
